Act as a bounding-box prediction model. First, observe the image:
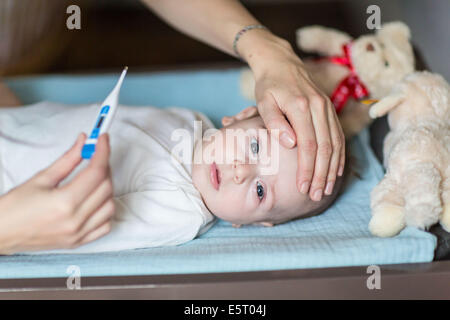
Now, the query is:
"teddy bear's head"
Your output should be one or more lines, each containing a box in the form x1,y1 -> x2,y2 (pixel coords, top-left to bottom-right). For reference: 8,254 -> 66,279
351,22 -> 415,98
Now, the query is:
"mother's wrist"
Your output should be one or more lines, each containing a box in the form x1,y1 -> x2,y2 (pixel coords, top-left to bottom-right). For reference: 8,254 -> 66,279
237,31 -> 299,76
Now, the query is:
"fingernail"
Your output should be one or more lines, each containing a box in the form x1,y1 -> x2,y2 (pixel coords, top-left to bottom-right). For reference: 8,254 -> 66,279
280,132 -> 295,148
325,181 -> 334,195
313,189 -> 323,201
300,182 -> 310,194
338,165 -> 344,176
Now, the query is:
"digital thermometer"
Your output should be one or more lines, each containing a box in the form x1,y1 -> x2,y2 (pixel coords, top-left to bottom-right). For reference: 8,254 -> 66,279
81,67 -> 128,159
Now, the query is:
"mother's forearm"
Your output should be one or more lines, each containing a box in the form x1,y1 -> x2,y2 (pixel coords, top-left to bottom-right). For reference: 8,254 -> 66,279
142,0 -> 269,58
141,0 -> 300,78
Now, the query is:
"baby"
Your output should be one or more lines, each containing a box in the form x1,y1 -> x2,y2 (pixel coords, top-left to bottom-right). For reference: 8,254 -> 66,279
0,91 -> 345,253
192,106 -> 345,228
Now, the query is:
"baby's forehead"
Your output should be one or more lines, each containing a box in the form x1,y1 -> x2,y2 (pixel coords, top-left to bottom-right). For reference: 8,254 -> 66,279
273,160 -> 304,200
267,146 -> 306,207
240,115 -> 266,129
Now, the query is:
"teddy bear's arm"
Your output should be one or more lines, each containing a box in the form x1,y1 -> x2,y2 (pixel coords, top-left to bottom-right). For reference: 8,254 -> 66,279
369,93 -> 405,119
296,26 -> 352,56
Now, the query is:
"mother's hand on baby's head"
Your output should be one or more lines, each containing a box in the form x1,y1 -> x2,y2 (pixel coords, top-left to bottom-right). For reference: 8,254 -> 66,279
245,38 -> 345,202
0,133 -> 115,254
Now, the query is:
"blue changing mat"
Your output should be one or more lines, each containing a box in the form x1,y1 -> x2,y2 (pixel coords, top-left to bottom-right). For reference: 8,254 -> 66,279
1,68 -> 436,279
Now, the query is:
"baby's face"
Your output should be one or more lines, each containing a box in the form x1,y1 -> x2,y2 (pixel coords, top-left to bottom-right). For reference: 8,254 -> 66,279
192,108 -> 319,226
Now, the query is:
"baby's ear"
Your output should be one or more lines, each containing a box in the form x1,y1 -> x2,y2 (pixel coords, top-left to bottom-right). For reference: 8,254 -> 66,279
221,106 -> 258,127
258,222 -> 274,227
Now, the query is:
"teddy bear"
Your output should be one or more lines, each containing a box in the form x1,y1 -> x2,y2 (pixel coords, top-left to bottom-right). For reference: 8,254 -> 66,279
368,71 -> 450,237
240,22 -> 415,138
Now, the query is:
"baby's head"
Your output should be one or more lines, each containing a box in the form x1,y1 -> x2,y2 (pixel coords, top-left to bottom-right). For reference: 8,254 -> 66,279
192,107 -> 346,227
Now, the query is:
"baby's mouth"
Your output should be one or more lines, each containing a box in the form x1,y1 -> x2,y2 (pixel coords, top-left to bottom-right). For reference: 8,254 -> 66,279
210,162 -> 221,190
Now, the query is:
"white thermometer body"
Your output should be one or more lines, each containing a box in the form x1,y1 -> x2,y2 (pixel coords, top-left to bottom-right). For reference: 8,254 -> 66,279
82,67 -> 127,159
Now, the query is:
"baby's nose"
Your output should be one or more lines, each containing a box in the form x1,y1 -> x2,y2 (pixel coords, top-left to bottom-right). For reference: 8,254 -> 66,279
232,160 -> 254,184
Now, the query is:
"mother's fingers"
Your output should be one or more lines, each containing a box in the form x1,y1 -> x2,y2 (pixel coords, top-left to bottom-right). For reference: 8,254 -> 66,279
308,95 -> 332,201
77,220 -> 112,247
257,94 -> 296,148
74,176 -> 114,226
284,96 -> 317,195
336,111 -> 346,177
60,134 -> 111,207
324,103 -> 344,195
76,198 -> 115,243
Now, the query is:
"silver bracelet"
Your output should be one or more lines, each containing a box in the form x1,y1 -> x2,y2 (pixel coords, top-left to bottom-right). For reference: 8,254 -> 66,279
233,24 -> 269,59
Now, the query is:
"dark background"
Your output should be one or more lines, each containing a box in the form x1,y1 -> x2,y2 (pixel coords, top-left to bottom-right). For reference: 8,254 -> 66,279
54,0 -> 349,72
2,0 -> 448,79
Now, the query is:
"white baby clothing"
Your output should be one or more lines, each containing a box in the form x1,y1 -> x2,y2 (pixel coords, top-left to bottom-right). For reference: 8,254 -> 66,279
0,101 -> 216,253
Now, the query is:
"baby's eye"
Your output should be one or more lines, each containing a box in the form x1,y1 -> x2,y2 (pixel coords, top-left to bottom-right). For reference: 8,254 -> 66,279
250,137 -> 259,155
256,181 -> 265,201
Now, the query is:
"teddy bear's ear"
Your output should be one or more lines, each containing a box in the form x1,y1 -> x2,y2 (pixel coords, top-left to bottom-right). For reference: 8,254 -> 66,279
377,21 -> 411,42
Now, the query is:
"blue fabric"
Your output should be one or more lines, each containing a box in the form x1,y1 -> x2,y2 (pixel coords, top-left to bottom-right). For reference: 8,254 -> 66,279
0,69 -> 436,279
5,69 -> 248,128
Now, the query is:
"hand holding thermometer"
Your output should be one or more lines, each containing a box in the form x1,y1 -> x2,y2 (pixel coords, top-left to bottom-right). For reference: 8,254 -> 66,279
82,67 -> 128,159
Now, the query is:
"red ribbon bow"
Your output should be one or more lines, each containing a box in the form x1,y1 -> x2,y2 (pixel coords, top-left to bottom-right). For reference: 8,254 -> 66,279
327,42 -> 370,114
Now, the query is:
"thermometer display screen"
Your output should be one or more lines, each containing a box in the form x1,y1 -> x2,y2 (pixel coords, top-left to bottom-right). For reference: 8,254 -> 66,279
96,116 -> 105,129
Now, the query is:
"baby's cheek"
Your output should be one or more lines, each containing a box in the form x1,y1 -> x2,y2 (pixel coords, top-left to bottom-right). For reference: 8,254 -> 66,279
215,189 -> 250,222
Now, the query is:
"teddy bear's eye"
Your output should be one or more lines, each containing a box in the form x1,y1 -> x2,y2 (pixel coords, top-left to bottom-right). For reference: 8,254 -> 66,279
366,43 -> 375,51
384,60 -> 389,67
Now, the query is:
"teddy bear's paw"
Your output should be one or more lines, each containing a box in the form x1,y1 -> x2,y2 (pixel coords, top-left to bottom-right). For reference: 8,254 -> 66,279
440,204 -> 450,233
405,202 -> 441,230
369,205 -> 405,237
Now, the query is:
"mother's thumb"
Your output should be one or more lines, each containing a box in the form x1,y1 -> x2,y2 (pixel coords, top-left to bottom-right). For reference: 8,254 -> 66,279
258,99 -> 296,148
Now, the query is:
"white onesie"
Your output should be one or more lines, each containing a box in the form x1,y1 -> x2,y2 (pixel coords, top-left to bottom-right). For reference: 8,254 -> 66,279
0,101 -> 216,253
